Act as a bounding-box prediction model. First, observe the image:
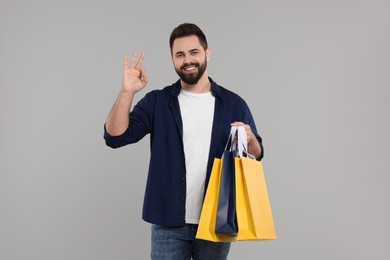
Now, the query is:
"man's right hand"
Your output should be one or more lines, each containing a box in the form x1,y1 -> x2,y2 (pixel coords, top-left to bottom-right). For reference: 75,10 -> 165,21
122,51 -> 148,94
105,52 -> 148,136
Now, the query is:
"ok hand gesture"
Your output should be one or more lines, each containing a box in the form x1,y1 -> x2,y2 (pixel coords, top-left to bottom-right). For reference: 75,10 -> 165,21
122,51 -> 149,94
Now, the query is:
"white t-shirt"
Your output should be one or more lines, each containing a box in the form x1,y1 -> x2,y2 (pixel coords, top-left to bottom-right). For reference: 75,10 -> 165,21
178,88 -> 215,224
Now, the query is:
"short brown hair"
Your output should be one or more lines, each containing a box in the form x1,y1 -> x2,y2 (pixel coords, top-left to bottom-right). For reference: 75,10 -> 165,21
169,23 -> 208,54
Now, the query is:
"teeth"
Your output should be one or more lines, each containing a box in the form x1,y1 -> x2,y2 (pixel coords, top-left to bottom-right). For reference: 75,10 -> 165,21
184,66 -> 196,71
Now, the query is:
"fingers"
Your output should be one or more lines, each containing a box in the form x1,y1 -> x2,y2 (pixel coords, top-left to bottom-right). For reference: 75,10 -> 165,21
141,67 -> 149,84
230,122 -> 250,132
231,122 -> 245,126
231,122 -> 254,142
129,51 -> 138,69
124,55 -> 129,70
135,52 -> 145,69
125,51 -> 146,73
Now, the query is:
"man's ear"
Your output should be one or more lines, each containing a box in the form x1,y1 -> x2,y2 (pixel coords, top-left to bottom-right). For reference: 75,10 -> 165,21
206,48 -> 211,62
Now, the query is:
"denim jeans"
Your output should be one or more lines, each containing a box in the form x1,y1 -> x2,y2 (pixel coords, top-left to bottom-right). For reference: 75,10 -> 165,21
151,224 -> 231,260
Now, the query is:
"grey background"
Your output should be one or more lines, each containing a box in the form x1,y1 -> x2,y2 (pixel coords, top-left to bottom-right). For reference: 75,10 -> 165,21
1,0 -> 389,259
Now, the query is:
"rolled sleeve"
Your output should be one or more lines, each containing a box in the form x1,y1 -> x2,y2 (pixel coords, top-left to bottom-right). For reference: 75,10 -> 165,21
104,124 -> 131,148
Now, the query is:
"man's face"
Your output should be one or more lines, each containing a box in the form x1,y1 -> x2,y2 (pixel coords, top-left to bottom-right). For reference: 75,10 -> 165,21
172,35 -> 210,85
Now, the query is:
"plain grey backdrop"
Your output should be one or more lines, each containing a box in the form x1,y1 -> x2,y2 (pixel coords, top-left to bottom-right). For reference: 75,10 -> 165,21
1,0 -> 389,259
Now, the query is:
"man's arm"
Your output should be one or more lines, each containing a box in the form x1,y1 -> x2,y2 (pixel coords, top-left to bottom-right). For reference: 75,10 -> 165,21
247,132 -> 262,159
106,52 -> 148,136
105,91 -> 135,136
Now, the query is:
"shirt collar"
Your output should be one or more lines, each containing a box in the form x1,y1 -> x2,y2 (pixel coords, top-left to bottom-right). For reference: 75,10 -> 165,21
171,77 -> 221,97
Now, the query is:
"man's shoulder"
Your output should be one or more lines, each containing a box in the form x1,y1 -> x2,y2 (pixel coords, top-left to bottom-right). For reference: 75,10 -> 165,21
212,80 -> 244,102
144,81 -> 178,97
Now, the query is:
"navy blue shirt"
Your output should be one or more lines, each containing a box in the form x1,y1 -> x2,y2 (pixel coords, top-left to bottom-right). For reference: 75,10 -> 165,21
104,78 -> 263,227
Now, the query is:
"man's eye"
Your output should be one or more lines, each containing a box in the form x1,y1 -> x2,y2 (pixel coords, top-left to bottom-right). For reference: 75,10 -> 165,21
191,51 -> 199,55
176,54 -> 183,58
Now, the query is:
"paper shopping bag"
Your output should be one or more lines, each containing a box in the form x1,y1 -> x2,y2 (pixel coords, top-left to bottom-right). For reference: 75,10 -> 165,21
215,149 -> 238,234
196,158 -> 237,242
235,157 -> 276,240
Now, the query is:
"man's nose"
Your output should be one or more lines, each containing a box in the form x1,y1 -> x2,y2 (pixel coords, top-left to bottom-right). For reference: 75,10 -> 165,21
184,55 -> 192,64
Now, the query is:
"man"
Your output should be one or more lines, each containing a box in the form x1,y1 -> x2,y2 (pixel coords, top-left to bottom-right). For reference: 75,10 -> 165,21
104,23 -> 263,259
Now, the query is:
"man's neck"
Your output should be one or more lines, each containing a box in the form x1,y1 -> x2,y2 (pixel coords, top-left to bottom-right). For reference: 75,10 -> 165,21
180,73 -> 211,93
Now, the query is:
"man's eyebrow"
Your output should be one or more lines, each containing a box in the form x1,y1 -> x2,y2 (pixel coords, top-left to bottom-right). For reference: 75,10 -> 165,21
175,48 -> 201,55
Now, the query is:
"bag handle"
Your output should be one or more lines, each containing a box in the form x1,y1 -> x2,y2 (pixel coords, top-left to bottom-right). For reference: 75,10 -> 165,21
224,126 -> 238,151
236,126 -> 256,160
224,126 -> 255,159
236,126 -> 247,157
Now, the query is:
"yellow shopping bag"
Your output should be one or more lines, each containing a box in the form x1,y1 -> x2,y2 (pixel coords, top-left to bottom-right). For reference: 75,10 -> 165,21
235,157 -> 277,240
196,158 -> 237,242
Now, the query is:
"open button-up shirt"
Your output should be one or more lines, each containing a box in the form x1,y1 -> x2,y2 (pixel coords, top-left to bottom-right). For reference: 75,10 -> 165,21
104,78 -> 263,227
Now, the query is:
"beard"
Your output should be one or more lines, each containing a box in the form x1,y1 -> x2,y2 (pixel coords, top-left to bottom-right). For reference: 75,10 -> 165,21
175,57 -> 207,85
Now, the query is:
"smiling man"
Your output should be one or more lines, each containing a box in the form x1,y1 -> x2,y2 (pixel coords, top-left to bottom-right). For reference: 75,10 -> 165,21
172,34 -> 209,89
104,23 -> 263,259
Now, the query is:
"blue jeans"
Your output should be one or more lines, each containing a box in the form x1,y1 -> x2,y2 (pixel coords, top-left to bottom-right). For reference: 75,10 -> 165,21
151,224 -> 231,260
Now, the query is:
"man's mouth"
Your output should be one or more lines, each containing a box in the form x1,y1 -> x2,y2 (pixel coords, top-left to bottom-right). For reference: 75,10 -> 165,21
182,64 -> 198,72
